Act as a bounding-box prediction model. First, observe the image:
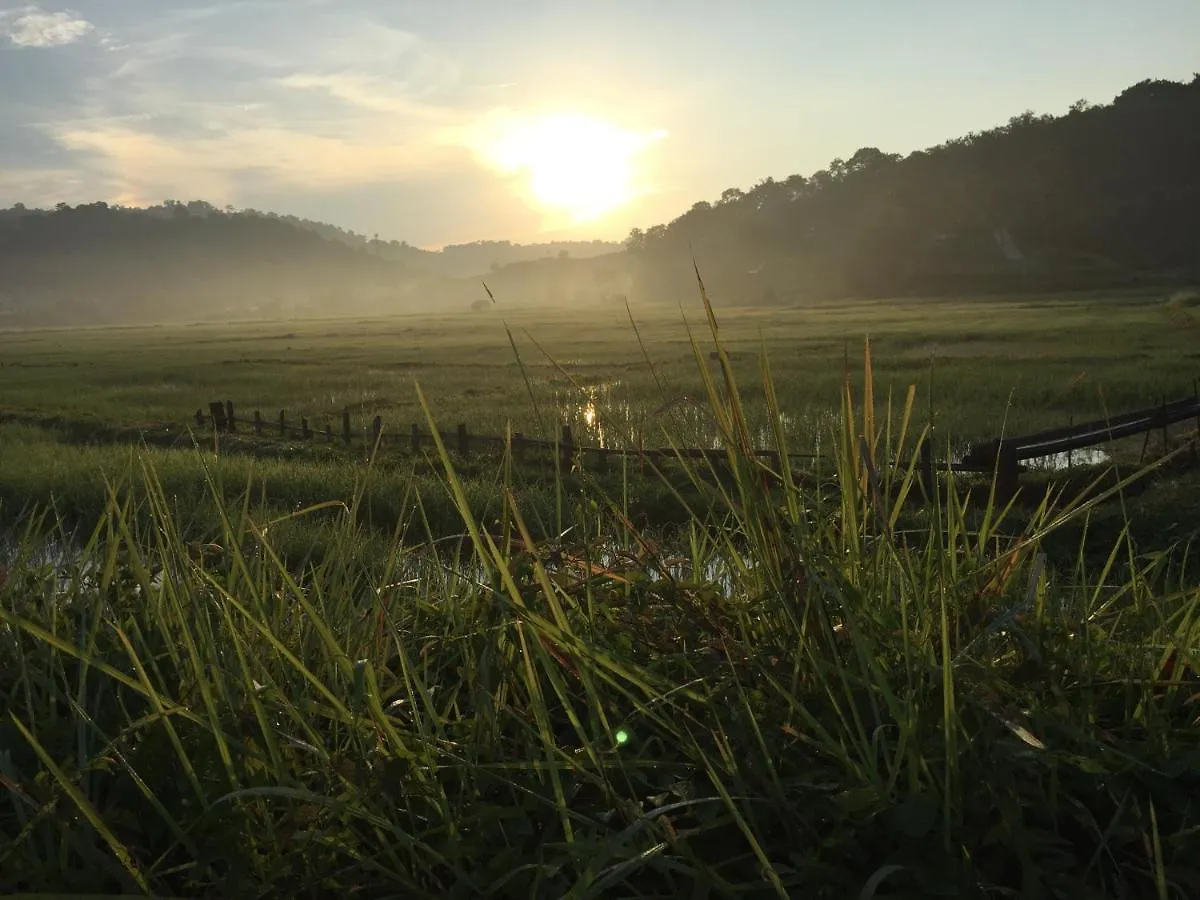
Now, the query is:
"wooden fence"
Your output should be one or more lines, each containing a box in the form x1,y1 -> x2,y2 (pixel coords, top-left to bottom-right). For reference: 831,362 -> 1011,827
194,383 -> 1200,492
192,400 -> 816,473
955,387 -> 1200,497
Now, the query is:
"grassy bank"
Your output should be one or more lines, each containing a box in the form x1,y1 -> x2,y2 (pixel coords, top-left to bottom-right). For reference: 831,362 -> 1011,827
2,289 -> 1199,898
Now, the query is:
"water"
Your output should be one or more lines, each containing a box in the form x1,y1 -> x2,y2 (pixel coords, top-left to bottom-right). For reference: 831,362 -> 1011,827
1024,447 -> 1110,471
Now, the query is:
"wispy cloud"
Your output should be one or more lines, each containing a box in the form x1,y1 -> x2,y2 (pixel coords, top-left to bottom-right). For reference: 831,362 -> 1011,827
16,5 -> 472,208
0,1 -> 670,243
1,6 -> 92,48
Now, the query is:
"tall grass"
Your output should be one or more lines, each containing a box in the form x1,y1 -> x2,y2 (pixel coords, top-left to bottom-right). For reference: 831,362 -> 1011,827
1,282 -> 1198,898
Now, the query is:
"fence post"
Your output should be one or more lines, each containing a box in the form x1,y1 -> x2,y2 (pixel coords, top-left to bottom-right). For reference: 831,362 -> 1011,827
225,401 -> 235,434
560,424 -> 574,471
1161,395 -> 1169,455
411,424 -> 420,455
342,408 -> 352,445
918,436 -> 934,499
372,415 -> 382,444
302,417 -> 311,439
996,441 -> 1019,502
1193,378 -> 1199,463
209,401 -> 227,433
279,409 -> 286,437
253,410 -> 264,435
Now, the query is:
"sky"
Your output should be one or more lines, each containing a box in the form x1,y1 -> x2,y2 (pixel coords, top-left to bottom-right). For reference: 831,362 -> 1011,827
1,1 -> 1198,248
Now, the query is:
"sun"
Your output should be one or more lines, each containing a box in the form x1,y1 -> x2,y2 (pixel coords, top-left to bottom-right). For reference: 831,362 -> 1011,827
473,111 -> 666,225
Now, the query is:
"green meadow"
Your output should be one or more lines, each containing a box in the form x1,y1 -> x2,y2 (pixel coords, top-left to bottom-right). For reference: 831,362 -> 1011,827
2,287 -> 1199,897
3,289 -> 1197,448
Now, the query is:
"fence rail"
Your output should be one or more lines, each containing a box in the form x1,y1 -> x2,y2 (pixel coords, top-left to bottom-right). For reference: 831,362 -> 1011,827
193,381 -> 1200,492
956,385 -> 1200,496
192,400 -> 819,472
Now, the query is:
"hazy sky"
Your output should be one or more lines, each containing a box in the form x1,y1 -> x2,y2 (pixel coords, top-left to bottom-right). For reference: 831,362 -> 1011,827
2,1 -> 1197,248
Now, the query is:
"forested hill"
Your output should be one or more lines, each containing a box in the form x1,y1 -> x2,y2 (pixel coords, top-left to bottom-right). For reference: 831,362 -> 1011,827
2,75 -> 1197,326
251,212 -> 620,278
0,202 -> 443,325
625,76 -> 1200,303
0,201 -> 623,325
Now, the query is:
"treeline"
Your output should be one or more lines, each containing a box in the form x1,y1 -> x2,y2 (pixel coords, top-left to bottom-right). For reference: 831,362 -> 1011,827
0,202 -> 426,325
240,210 -> 619,278
627,76 -> 1200,302
3,75 -> 1197,323
0,200 -> 624,325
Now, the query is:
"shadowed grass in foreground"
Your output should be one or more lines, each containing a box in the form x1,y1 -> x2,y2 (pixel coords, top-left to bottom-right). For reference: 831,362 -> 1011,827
1,287 -> 1199,898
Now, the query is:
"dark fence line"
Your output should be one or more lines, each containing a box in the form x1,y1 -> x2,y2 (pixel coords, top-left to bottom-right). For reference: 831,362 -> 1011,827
192,400 -> 819,472
955,382 -> 1200,497
193,381 -> 1200,493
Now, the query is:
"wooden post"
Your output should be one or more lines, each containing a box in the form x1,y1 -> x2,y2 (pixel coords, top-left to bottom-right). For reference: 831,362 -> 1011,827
918,436 -> 934,499
1193,378 -> 1199,463
342,408 -> 352,445
209,401 -> 227,433
279,410 -> 286,437
302,417 -> 311,439
996,441 -> 1019,502
225,401 -> 235,434
254,410 -> 264,435
1161,395 -> 1169,455
194,408 -> 205,427
411,424 -> 420,454
457,423 -> 469,457
560,424 -> 574,471
372,415 -> 382,444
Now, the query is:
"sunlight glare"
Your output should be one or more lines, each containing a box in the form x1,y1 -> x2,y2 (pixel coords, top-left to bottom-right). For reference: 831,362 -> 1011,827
473,111 -> 666,225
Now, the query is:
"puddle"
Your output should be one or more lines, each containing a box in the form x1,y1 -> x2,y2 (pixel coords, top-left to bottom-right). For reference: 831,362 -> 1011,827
1025,447 -> 1110,471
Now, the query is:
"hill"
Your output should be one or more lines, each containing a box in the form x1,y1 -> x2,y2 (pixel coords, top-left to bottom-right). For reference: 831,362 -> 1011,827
625,75 -> 1200,304
242,209 -> 620,278
3,75 -> 1198,325
0,201 -> 444,326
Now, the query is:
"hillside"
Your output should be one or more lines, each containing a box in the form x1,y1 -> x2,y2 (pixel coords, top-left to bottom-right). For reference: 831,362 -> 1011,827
2,75 -> 1197,326
0,202 -> 448,326
0,202 -> 623,326
242,209 -> 620,279
625,76 -> 1200,303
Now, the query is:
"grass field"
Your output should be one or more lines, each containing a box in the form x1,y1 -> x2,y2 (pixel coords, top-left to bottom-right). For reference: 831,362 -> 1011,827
3,289 -> 1198,452
2,287 -> 1200,896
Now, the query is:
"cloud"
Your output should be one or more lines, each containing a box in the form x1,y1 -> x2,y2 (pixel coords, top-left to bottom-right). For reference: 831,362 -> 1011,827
1,6 -> 93,48
10,5 -> 473,210
51,117 -> 469,207
276,73 -> 452,119
0,2 -> 661,243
